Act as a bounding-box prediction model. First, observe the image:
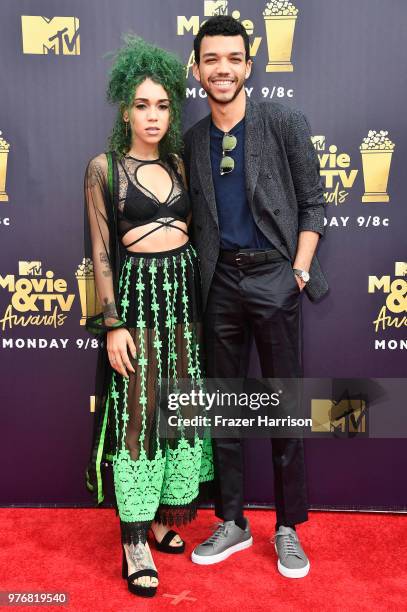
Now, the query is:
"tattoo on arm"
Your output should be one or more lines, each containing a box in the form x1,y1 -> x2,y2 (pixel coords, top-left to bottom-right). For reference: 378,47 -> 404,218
99,251 -> 112,278
102,299 -> 119,321
87,159 -> 104,188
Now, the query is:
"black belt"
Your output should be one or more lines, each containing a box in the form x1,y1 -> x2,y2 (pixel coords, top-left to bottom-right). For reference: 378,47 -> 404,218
218,249 -> 285,267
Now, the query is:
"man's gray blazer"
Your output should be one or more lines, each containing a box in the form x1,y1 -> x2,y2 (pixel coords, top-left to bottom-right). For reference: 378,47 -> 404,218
183,97 -> 328,311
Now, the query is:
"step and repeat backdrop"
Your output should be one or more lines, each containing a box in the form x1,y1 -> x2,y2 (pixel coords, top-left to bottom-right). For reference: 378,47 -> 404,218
1,0 -> 406,510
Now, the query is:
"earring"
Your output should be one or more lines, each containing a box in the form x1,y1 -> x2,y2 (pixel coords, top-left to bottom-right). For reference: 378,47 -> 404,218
125,121 -> 128,137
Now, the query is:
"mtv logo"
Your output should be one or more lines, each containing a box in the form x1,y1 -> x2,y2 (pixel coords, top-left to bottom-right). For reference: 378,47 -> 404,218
21,16 -> 80,55
204,1 -> 228,17
19,261 -> 42,276
395,262 -> 407,277
311,399 -> 367,435
311,135 -> 325,151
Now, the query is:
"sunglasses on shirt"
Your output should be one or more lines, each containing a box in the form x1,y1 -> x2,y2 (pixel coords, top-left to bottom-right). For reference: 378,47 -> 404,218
220,133 -> 237,176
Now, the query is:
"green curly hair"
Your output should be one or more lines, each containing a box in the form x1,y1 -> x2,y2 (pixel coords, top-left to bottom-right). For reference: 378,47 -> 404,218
106,34 -> 186,159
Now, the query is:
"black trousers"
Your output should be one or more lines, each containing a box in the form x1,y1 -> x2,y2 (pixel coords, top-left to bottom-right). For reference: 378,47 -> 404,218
204,252 -> 308,527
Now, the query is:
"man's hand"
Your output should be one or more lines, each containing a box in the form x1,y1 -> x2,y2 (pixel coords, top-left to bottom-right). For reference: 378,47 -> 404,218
295,275 -> 306,292
106,328 -> 137,378
293,230 -> 319,292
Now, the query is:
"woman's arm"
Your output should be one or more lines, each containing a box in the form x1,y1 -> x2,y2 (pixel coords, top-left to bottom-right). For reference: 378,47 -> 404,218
85,154 -> 136,377
173,154 -> 191,226
85,153 -> 122,327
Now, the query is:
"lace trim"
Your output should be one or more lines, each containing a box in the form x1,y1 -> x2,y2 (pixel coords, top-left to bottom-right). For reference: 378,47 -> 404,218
113,435 -> 214,521
117,157 -> 183,211
120,519 -> 152,545
154,502 -> 198,527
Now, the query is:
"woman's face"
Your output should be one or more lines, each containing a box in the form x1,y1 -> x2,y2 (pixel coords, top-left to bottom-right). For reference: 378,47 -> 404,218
123,78 -> 170,147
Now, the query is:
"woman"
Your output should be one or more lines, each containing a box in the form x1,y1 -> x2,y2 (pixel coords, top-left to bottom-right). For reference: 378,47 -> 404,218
83,35 -> 213,598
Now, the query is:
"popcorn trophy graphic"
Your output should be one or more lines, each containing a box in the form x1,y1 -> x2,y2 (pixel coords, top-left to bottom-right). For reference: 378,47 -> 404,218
263,0 -> 298,72
76,258 -> 101,325
360,131 -> 395,203
395,262 -> 407,277
0,131 -> 10,202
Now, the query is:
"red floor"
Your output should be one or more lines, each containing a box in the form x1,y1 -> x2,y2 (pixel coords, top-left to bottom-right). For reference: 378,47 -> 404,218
0,508 -> 406,611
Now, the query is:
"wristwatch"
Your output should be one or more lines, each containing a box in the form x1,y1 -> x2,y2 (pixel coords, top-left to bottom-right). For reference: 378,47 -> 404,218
293,268 -> 310,283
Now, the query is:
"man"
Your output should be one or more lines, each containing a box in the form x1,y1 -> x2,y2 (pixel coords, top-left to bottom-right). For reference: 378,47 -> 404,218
183,16 -> 328,578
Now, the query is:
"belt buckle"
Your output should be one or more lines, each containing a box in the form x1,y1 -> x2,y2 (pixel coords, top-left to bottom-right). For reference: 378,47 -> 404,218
235,251 -> 249,266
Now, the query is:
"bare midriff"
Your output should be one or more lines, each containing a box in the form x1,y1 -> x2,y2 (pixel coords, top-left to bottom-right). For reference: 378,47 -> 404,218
121,220 -> 189,253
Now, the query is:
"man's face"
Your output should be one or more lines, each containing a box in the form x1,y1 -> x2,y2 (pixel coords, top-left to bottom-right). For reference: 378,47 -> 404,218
193,35 -> 252,104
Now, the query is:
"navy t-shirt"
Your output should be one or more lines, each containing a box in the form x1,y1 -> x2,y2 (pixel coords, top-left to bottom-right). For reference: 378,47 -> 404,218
210,117 -> 274,250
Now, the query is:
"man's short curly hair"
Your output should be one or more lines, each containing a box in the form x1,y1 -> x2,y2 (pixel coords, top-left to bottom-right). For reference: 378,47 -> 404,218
194,16 -> 250,64
106,34 -> 186,159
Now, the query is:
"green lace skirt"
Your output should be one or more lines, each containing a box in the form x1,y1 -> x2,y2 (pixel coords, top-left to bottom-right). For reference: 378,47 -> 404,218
109,241 -> 213,545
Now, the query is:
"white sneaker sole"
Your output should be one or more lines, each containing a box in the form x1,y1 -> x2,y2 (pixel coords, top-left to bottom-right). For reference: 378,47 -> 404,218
275,543 -> 310,578
191,536 -> 253,565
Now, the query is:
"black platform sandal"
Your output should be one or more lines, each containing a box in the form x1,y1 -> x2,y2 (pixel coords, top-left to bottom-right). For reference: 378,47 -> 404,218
153,529 -> 186,554
122,546 -> 158,598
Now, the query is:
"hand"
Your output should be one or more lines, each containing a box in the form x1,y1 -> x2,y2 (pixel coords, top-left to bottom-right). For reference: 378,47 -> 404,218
106,328 -> 137,378
295,275 -> 306,292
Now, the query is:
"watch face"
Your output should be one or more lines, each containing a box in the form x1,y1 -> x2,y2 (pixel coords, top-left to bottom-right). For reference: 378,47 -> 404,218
294,269 -> 310,282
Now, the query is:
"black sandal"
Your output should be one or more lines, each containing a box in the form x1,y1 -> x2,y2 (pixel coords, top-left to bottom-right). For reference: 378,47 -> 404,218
122,546 -> 158,598
153,529 -> 186,554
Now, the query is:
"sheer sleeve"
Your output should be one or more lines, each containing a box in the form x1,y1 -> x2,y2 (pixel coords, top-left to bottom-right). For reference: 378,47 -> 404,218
83,153 -> 126,334
171,153 -> 188,189
170,153 -> 191,226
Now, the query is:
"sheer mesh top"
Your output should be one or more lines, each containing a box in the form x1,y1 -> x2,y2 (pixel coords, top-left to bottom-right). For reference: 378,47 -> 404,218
117,156 -> 191,248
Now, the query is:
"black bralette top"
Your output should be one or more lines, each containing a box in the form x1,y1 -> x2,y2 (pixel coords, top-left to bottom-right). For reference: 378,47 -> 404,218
117,156 -> 191,247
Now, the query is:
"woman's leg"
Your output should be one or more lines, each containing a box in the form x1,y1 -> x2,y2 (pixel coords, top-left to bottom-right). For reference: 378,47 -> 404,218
112,349 -> 161,587
112,255 -> 166,587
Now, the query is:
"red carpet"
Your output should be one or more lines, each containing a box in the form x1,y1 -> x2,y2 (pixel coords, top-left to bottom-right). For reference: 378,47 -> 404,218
0,508 -> 406,611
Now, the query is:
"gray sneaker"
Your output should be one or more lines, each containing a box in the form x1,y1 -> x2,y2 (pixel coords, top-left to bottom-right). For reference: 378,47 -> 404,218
272,526 -> 310,578
191,519 -> 253,565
